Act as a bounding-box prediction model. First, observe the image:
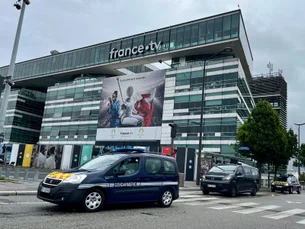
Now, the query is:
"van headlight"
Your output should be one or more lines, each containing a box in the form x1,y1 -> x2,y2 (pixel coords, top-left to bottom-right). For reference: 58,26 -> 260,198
223,175 -> 232,181
63,174 -> 87,184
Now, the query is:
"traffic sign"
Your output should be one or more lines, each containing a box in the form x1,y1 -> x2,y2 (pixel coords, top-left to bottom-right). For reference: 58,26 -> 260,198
238,146 -> 250,151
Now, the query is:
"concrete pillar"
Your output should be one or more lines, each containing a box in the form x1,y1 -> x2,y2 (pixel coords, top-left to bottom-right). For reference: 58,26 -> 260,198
5,167 -> 10,177
24,169 -> 29,180
179,173 -> 185,187
0,167 -> 2,177
14,167 -> 19,179
33,171 -> 39,181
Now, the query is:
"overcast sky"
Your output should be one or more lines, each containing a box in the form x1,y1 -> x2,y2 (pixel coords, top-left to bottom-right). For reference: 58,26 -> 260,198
0,0 -> 304,142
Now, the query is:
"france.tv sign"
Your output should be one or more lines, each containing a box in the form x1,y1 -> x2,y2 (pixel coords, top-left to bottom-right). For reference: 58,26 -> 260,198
109,41 -> 162,59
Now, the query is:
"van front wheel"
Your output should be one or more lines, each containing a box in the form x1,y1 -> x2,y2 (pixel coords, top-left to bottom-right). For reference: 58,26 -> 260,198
159,190 -> 173,207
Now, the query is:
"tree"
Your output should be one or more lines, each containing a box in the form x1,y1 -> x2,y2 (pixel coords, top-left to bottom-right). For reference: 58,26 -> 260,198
270,128 -> 298,179
294,143 -> 305,167
236,100 -> 288,185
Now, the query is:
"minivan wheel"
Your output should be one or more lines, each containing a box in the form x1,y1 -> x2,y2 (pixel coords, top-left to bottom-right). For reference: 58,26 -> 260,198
230,185 -> 237,197
251,185 -> 257,196
82,189 -> 105,212
159,189 -> 173,207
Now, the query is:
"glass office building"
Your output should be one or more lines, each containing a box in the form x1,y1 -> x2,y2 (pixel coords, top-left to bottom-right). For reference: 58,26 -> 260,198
0,9 -> 256,168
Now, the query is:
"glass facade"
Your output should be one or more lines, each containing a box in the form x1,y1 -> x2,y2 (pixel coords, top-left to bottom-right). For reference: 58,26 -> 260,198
161,56 -> 254,157
39,76 -> 104,144
0,89 -> 46,144
0,11 -> 244,81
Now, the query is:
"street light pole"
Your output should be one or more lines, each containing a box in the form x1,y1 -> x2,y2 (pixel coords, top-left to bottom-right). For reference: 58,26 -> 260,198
0,0 -> 29,137
196,47 -> 234,185
294,122 -> 305,176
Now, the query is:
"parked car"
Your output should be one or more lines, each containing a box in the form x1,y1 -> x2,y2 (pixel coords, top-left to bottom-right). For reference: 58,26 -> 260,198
37,148 -> 180,212
271,174 -> 301,194
200,162 -> 259,197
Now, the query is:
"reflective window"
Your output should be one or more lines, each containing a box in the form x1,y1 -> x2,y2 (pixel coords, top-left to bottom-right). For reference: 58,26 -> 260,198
170,28 -> 177,50
157,30 -> 170,51
198,21 -> 206,44
214,17 -> 223,41
223,15 -> 231,39
183,25 -> 191,47
206,20 -> 214,43
231,14 -> 239,38
191,23 -> 199,45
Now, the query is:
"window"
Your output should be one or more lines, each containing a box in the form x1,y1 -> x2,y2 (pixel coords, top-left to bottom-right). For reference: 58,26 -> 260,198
198,21 -> 206,44
183,25 -> 191,47
190,23 -> 199,45
145,158 -> 162,175
244,167 -> 251,176
236,166 -> 244,175
206,20 -> 214,43
231,14 -> 239,38
223,15 -> 231,39
110,157 -> 140,176
164,160 -> 176,174
214,17 -> 223,41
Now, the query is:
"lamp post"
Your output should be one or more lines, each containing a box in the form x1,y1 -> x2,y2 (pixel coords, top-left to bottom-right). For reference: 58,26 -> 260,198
294,122 -> 305,176
0,0 -> 30,139
195,47 -> 234,185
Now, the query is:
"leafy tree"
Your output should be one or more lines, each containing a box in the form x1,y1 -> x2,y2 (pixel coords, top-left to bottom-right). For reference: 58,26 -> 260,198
236,100 -> 288,184
294,143 -> 305,167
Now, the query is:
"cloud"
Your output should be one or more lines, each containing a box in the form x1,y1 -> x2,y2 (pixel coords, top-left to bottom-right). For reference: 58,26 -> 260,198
0,0 -> 304,143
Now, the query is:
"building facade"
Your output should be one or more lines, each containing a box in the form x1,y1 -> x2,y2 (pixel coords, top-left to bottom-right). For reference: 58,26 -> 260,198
249,72 -> 287,128
0,9 -> 255,169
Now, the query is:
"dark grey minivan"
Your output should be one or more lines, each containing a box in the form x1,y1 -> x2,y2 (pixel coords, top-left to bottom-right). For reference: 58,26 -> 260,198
200,162 -> 259,197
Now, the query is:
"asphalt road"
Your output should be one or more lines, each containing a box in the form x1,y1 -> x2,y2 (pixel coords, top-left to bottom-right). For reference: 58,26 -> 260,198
0,190 -> 305,229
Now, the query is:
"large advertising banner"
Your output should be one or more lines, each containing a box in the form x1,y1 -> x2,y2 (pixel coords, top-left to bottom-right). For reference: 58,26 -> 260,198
96,70 -> 166,141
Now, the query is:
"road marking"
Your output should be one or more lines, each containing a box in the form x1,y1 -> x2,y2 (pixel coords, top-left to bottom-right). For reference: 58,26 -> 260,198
174,197 -> 218,203
209,202 -> 259,210
233,205 -> 280,214
263,209 -> 305,220
0,201 -> 46,205
296,219 -> 305,225
183,199 -> 238,206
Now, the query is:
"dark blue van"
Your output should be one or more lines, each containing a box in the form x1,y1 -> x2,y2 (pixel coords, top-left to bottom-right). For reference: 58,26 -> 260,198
37,149 -> 180,212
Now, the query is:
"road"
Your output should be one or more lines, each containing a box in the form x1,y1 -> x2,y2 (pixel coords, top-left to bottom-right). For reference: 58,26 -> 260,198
0,190 -> 305,229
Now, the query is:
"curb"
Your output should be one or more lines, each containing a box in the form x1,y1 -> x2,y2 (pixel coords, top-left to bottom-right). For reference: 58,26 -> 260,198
0,191 -> 37,196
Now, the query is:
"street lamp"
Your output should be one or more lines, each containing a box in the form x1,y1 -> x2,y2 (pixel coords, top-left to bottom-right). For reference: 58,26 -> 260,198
196,47 -> 234,185
0,0 -> 30,140
294,122 -> 305,175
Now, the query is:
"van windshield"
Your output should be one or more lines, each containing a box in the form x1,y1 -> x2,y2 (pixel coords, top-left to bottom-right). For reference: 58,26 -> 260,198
79,154 -> 125,171
209,165 -> 237,174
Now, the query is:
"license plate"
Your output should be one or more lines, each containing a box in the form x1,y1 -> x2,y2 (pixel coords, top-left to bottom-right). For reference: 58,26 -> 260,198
41,187 -> 51,193
208,184 -> 216,188
276,186 -> 282,188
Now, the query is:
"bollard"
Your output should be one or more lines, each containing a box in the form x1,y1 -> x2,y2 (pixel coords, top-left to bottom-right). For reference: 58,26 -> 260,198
34,171 -> 39,181
179,173 -> 184,187
14,167 -> 20,179
0,167 -> 2,177
6,167 -> 10,178
24,169 -> 29,180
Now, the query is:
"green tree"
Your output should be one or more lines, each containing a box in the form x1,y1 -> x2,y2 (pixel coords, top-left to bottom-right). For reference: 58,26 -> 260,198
270,127 -> 298,179
236,100 -> 288,184
294,143 -> 305,167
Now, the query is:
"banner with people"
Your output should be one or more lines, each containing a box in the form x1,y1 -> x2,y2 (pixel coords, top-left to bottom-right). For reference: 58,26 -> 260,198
96,70 -> 166,141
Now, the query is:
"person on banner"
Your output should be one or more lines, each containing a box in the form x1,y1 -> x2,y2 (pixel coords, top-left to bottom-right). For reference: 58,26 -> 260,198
133,88 -> 156,127
120,86 -> 144,127
107,91 -> 121,128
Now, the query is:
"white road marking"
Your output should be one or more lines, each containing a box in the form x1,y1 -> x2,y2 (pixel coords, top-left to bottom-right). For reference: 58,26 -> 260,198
0,201 -> 46,205
233,205 -> 280,214
174,197 -> 218,203
263,209 -> 305,220
296,219 -> 305,225
183,199 -> 238,206
209,202 -> 259,210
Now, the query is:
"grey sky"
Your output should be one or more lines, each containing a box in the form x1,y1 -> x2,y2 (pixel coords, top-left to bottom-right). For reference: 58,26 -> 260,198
0,0 -> 304,142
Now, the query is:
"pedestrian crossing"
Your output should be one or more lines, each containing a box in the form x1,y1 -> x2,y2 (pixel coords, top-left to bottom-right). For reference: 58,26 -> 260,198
177,190 -> 305,225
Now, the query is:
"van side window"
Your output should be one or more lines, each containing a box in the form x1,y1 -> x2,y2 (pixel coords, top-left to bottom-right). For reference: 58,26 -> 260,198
163,160 -> 176,174
244,167 -> 252,176
106,157 -> 140,176
145,158 -> 162,175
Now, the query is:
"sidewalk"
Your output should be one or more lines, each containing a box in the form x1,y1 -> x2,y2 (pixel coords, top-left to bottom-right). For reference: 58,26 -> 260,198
0,180 -> 39,196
